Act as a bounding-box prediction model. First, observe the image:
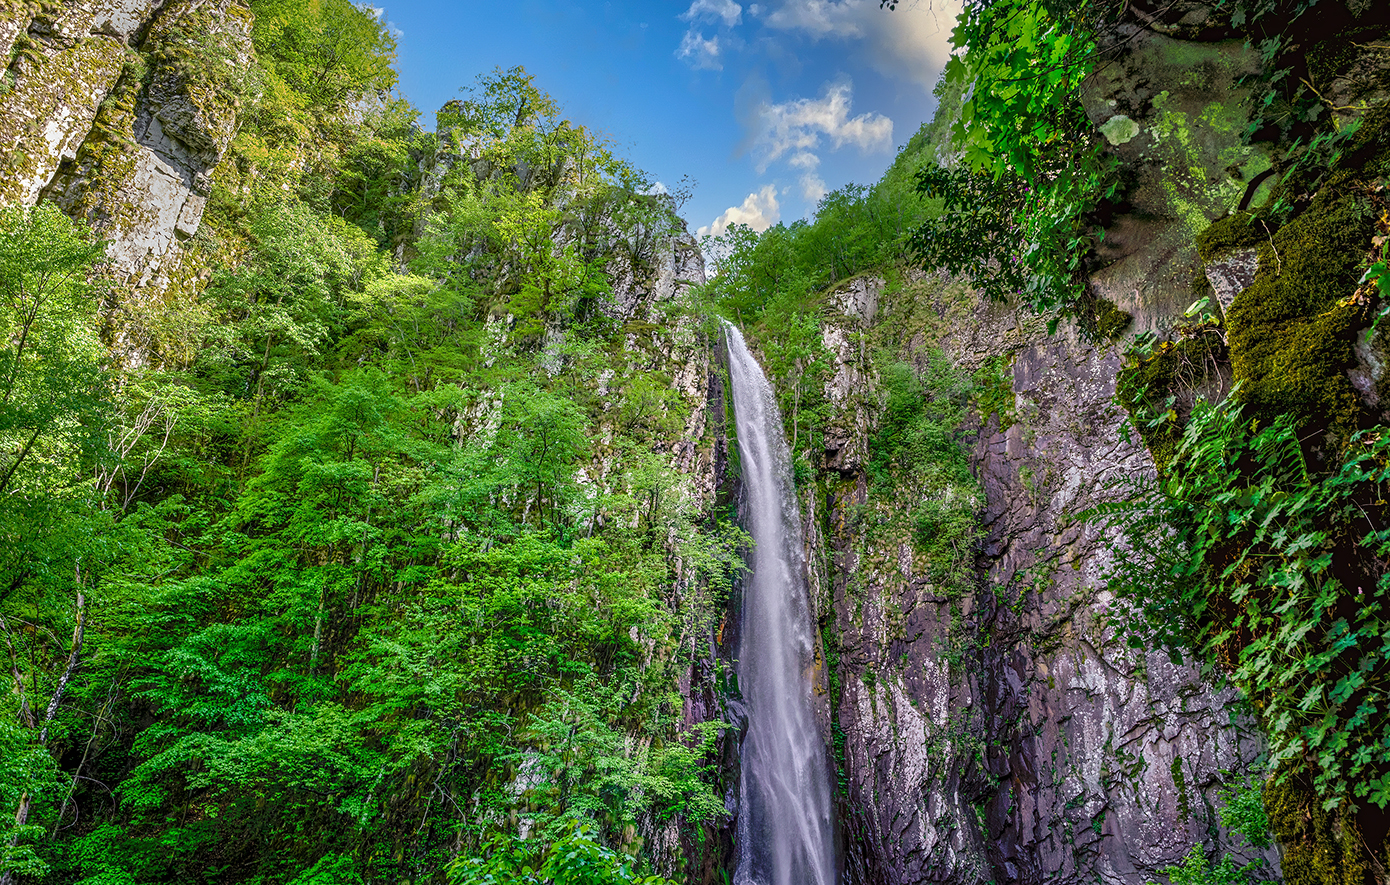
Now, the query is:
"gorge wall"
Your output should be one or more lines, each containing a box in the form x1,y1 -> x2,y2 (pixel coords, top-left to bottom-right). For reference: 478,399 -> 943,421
804,277 -> 1273,884
766,8 -> 1390,884
784,21 -> 1288,884
5,1 -> 1390,883
0,0 -> 248,298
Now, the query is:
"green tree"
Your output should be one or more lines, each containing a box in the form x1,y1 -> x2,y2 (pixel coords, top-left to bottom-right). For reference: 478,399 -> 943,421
0,204 -> 108,885
249,0 -> 398,110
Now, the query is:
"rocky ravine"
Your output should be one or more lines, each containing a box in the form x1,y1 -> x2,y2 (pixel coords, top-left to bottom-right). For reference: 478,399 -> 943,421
0,3 -> 1319,883
794,16 -> 1298,885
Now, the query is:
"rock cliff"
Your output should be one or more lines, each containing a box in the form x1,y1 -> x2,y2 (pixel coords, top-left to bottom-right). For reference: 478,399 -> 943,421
8,0 -> 1387,881
1,0 -> 247,303
805,275 -> 1276,884
768,14 -> 1324,885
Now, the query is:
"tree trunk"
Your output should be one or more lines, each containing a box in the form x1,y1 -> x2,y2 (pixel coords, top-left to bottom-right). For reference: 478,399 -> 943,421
0,583 -> 86,884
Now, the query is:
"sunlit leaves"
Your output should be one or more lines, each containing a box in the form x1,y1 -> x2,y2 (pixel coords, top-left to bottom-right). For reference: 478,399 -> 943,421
249,0 -> 398,109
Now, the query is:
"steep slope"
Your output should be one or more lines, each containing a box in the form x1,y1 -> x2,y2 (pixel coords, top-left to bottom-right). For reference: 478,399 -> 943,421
715,2 -> 1390,882
4,0 -> 1390,882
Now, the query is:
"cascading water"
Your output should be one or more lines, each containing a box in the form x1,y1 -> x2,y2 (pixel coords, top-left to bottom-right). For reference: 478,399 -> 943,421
724,321 -> 837,885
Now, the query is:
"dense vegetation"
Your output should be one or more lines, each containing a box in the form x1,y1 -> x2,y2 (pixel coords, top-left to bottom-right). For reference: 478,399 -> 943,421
0,3 -> 739,883
6,0 -> 1390,881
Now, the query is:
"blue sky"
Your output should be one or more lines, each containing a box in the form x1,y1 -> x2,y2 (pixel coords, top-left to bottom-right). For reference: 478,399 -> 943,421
375,0 -> 961,238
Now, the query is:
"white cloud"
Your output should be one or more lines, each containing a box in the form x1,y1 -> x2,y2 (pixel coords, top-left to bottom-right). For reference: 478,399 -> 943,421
763,0 -> 859,35
698,185 -> 781,238
786,152 -> 826,201
800,172 -> 828,203
681,0 -> 744,27
750,80 -> 893,171
677,30 -> 724,70
764,0 -> 960,90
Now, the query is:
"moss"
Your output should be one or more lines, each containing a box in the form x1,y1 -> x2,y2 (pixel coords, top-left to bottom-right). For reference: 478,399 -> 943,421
0,34 -> 129,203
1225,190 -> 1376,437
1339,102 -> 1390,181
1265,770 -> 1367,885
1196,211 -> 1268,263
1116,333 -> 1226,472
1073,292 -> 1131,344
1092,298 -> 1132,340
1190,266 -> 1216,310
1170,756 -> 1191,823
971,354 -> 1017,431
1142,88 -> 1270,239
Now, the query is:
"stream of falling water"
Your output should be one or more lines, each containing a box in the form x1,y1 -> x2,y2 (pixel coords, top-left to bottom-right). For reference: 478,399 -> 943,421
725,321 -> 837,885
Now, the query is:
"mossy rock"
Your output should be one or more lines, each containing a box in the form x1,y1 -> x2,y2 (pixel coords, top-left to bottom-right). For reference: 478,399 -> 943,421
1093,298 -> 1132,341
1073,293 -> 1131,343
1225,189 -> 1376,437
1116,332 -> 1227,472
1265,770 -> 1368,885
1196,211 -> 1267,263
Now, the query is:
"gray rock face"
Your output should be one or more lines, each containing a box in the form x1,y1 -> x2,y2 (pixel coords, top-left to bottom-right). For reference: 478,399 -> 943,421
0,1 -> 145,205
1205,247 -> 1260,317
45,0 -> 251,294
89,0 -> 169,42
811,281 -> 1277,884
0,0 -> 248,305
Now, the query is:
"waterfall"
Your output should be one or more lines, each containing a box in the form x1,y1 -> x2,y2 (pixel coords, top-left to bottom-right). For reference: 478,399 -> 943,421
724,321 -> 837,885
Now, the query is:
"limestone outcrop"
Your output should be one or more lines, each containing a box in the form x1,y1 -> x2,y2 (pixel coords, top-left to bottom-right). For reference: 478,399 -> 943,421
0,0 -> 249,301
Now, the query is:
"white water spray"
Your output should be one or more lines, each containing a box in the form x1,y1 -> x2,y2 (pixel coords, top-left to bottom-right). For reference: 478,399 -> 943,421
725,322 -> 837,885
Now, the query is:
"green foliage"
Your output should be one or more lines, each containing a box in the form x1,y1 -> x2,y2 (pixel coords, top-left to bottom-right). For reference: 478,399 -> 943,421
1150,845 -> 1246,885
1098,395 -> 1390,811
0,203 -> 107,499
1111,66 -> 1390,879
1116,330 -> 1227,473
943,0 -> 1113,181
971,355 -> 1017,432
1148,768 -> 1278,884
417,68 -> 674,351
0,56 -> 733,885
700,137 -> 942,456
1218,774 -> 1273,850
1223,0 -> 1390,148
447,826 -> 676,885
903,0 -> 1121,315
870,356 -> 983,584
908,166 -> 1031,305
702,134 -> 936,325
200,200 -> 389,415
0,204 -> 114,885
1365,239 -> 1390,299
0,718 -> 55,880
249,0 -> 398,109
330,96 -> 425,248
